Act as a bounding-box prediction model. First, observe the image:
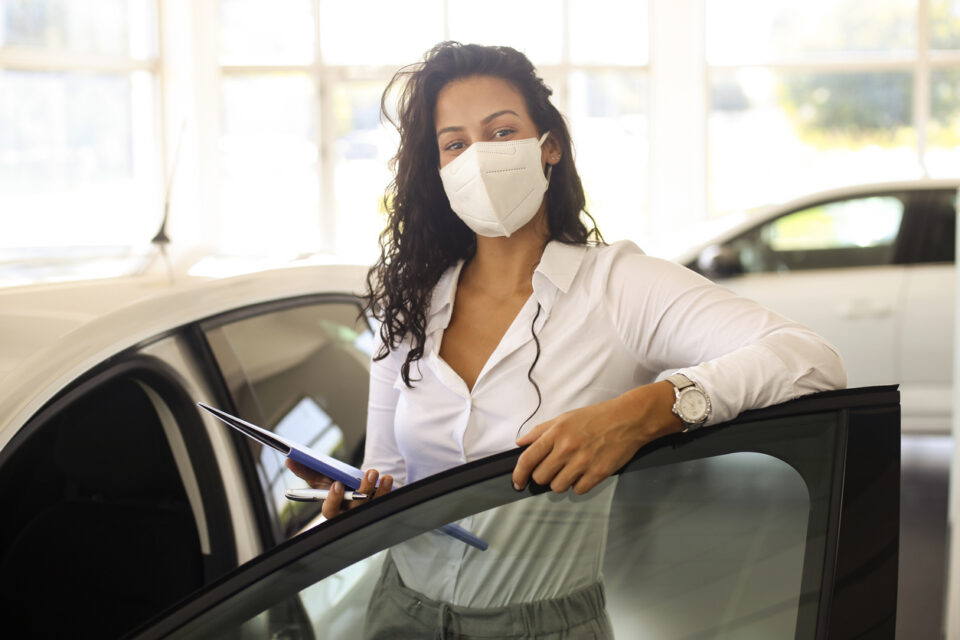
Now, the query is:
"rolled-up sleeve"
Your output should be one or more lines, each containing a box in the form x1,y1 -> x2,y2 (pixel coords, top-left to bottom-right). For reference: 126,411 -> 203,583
361,345 -> 408,484
602,243 -> 847,425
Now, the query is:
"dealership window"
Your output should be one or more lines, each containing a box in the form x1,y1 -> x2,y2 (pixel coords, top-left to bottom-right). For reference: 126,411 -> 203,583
216,0 -> 649,259
4,2 -> 954,261
706,0 -> 960,216
0,0 -> 160,252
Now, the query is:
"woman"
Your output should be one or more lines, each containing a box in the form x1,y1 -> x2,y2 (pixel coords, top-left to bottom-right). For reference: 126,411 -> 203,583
289,41 -> 846,638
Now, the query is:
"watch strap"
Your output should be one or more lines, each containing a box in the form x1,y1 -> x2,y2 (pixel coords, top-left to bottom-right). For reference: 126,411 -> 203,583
666,373 -> 695,392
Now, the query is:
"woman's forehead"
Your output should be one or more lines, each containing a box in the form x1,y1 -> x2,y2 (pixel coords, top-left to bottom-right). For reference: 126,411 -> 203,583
434,75 -> 530,130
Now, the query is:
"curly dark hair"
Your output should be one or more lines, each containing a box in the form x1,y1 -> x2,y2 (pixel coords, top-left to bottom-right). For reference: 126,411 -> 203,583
366,41 -> 602,386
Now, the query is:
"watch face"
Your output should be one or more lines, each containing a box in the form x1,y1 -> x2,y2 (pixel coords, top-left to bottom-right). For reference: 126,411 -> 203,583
678,388 -> 708,422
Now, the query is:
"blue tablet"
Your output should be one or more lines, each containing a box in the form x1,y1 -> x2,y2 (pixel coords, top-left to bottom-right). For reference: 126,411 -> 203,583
198,402 -> 488,551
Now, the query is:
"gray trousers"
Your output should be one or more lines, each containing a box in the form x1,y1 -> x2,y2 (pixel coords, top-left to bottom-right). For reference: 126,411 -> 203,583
363,555 -> 613,640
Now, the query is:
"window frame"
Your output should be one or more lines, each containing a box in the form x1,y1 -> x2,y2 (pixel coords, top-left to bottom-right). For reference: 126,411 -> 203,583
196,292 -> 372,548
705,1 -> 960,217
212,0 -> 653,254
0,0 -> 165,249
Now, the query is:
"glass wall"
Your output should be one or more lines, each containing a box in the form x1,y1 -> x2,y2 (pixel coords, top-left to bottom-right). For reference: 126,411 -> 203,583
217,0 -> 650,259
3,1 -> 957,259
0,0 -> 159,250
706,0 -> 960,216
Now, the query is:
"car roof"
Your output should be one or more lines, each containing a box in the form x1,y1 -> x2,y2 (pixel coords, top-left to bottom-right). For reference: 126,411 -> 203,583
0,248 -> 369,445
669,178 -> 960,265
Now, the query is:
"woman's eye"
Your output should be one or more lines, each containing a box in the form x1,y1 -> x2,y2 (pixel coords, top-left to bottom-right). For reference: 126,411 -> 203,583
493,128 -> 515,138
443,141 -> 464,151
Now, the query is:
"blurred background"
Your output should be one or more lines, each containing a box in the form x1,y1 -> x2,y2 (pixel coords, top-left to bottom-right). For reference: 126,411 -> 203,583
1,0 -> 957,261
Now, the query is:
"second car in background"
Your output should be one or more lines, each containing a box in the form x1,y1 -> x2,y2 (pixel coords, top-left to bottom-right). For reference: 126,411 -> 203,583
674,179 -> 958,435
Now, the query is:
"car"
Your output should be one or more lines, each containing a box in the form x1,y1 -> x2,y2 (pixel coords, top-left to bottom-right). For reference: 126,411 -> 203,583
126,386 -> 901,639
667,179 -> 959,638
671,179 -> 958,436
0,249 -> 375,638
0,234 -> 927,638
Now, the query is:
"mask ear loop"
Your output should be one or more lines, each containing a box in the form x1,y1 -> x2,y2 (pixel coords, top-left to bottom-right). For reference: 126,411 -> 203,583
539,131 -> 554,184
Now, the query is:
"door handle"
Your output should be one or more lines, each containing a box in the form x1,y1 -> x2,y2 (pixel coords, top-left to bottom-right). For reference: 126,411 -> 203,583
836,300 -> 893,319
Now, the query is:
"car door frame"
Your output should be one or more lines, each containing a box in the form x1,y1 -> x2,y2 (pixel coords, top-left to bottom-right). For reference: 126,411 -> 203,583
192,292 -> 374,550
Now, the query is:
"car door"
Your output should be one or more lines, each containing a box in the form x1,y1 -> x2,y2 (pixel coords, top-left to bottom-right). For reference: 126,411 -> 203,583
694,194 -> 908,390
129,386 -> 900,640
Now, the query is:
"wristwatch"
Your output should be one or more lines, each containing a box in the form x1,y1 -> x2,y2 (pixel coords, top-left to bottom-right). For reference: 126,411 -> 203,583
667,373 -> 711,431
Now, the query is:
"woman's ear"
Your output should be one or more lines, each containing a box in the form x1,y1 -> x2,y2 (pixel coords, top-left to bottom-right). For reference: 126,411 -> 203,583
542,131 -> 562,167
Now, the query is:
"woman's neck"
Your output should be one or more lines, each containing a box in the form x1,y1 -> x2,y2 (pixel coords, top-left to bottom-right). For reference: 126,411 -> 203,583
461,209 -> 550,296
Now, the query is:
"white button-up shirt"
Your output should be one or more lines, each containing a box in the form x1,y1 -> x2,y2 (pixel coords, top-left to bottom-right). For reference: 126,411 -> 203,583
363,239 -> 846,606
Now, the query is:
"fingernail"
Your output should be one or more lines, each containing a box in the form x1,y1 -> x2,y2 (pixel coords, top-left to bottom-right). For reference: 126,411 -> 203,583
333,481 -> 342,493
513,482 -> 522,491
365,469 -> 376,482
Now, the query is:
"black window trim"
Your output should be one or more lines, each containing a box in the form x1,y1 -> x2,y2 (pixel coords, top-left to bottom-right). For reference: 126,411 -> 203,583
198,292 -> 369,333
127,385 -> 900,640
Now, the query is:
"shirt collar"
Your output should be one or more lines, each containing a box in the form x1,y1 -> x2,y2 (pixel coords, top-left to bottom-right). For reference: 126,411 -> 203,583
425,240 -> 588,335
533,240 -> 587,298
426,259 -> 464,337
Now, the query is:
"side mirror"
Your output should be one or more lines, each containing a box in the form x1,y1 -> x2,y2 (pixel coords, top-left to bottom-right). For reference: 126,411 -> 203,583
698,244 -> 743,279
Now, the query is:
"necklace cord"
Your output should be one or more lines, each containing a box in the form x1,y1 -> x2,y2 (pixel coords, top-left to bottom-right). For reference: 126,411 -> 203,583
517,302 -> 543,438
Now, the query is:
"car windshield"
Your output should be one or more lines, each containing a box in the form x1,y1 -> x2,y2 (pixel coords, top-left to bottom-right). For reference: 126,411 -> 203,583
133,388 -> 899,640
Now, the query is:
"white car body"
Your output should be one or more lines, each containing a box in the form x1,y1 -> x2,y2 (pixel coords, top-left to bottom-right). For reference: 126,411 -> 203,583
0,250 -> 368,564
670,179 -> 959,434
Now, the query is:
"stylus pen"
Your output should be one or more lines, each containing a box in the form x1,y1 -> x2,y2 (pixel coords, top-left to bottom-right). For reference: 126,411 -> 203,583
284,488 -> 369,502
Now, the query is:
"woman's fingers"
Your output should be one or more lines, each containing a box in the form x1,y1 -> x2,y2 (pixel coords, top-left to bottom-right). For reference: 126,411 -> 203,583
572,470 -> 609,495
285,459 -> 331,489
513,388 -> 677,494
512,423 -> 557,490
358,468 -> 379,496
548,459 -> 588,494
321,481 -> 345,518
319,470 -> 393,519
374,474 -> 393,498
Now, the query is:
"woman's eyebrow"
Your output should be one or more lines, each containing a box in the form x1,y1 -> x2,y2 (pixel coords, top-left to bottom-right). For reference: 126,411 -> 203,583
436,110 -> 521,138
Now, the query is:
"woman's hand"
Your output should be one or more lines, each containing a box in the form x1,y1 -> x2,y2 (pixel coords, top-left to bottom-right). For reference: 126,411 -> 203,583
285,460 -> 393,519
512,380 -> 683,495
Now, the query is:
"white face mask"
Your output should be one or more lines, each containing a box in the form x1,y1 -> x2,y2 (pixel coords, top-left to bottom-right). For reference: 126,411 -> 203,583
439,131 -> 552,238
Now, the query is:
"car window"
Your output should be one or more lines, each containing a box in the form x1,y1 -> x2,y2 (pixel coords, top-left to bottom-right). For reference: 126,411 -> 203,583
0,372 -> 211,639
714,195 -> 905,275
203,300 -> 374,540
133,388 -> 900,640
